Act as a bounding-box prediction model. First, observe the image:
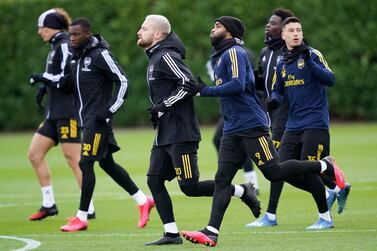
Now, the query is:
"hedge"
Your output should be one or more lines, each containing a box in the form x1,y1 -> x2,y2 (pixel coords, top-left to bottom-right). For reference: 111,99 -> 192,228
1,0 -> 376,130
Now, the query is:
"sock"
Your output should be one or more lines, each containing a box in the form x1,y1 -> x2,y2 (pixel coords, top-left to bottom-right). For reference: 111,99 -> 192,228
244,171 -> 259,189
325,190 -> 329,199
333,185 -> 341,194
164,222 -> 179,234
319,161 -> 327,173
266,212 -> 276,221
206,226 -> 219,234
76,210 -> 88,222
233,185 -> 244,198
165,232 -> 180,238
41,186 -> 55,208
131,190 -> 147,206
319,211 -> 332,222
88,199 -> 95,214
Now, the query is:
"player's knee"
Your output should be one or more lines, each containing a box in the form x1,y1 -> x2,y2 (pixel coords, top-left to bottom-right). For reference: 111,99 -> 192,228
179,182 -> 198,197
78,158 -> 94,174
214,173 -> 232,189
27,149 -> 42,165
98,153 -> 114,168
27,151 -> 36,163
261,164 -> 281,182
64,154 -> 79,169
264,173 -> 280,182
98,159 -> 111,172
147,175 -> 164,191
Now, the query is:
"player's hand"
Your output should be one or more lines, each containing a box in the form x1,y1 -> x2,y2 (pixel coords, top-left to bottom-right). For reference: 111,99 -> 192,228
149,114 -> 158,129
30,73 -> 46,85
147,105 -> 164,129
96,109 -> 112,125
183,76 -> 206,96
57,74 -> 74,94
302,46 -> 311,61
266,98 -> 279,112
35,85 -> 47,110
149,102 -> 169,119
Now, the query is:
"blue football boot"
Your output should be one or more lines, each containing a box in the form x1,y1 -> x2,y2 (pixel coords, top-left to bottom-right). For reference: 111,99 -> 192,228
306,218 -> 334,230
327,189 -> 337,211
337,183 -> 351,214
245,214 -> 277,228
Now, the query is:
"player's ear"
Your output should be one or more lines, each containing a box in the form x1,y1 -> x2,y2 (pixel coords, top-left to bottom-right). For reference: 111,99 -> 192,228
281,30 -> 286,41
155,30 -> 163,40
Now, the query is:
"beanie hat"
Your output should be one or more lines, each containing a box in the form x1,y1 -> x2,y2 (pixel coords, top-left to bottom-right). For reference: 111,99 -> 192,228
37,9 -> 67,29
215,16 -> 245,39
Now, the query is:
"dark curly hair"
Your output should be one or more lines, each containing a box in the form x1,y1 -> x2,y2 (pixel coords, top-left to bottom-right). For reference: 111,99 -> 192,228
273,8 -> 294,22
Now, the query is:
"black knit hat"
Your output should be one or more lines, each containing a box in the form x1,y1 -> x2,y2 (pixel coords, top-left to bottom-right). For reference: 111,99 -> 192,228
215,16 -> 245,39
37,9 -> 67,29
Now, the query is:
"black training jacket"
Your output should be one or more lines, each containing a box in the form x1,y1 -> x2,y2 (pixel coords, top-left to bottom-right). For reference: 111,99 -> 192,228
257,44 -> 288,130
64,35 -> 128,128
42,32 -> 75,119
145,32 -> 201,146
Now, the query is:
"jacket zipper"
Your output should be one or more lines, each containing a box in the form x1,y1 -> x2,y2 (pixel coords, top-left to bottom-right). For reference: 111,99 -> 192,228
45,50 -> 53,120
265,51 -> 274,127
264,51 -> 274,99
76,58 -> 84,127
147,64 -> 159,146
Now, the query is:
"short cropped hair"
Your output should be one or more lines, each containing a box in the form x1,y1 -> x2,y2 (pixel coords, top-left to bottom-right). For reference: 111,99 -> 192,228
281,16 -> 301,29
273,8 -> 294,22
71,17 -> 92,31
145,14 -> 171,34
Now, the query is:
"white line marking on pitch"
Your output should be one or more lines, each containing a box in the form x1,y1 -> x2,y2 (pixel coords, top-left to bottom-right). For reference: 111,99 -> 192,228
20,228 -> 376,238
0,235 -> 40,251
0,191 -> 186,208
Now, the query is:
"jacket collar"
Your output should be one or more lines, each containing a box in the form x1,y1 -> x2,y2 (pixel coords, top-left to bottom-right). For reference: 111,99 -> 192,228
50,31 -> 66,45
145,44 -> 161,59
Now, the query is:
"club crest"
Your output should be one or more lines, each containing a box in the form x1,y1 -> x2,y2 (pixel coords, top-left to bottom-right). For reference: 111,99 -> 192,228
297,59 -> 305,69
281,66 -> 286,78
82,57 -> 92,72
148,65 -> 155,80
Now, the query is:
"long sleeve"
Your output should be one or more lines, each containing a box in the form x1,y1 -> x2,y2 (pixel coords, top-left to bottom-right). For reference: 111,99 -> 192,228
306,49 -> 335,87
201,47 -> 248,97
159,52 -> 192,107
42,42 -> 71,83
271,65 -> 284,102
98,49 -> 128,113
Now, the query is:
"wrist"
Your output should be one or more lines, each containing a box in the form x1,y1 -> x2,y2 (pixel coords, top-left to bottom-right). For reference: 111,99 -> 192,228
162,100 -> 170,110
106,110 -> 113,116
199,86 -> 208,96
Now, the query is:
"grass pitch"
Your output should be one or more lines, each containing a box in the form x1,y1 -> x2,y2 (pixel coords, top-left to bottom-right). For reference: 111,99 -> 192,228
0,123 -> 376,250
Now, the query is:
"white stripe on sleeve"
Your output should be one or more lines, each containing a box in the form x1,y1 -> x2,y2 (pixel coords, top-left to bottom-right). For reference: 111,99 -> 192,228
162,53 -> 189,106
42,43 -> 71,82
101,50 -> 128,113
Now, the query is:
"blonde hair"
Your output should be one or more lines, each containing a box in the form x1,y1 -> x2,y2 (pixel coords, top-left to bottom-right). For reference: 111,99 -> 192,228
54,7 -> 72,28
145,14 -> 171,34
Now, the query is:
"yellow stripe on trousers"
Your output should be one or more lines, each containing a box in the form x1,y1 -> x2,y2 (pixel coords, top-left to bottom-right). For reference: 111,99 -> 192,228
259,136 -> 273,160
92,133 -> 101,156
182,154 -> 192,178
317,144 -> 324,160
70,119 -> 77,138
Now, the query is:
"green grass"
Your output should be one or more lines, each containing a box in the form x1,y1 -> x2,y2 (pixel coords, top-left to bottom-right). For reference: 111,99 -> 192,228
0,123 -> 377,250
